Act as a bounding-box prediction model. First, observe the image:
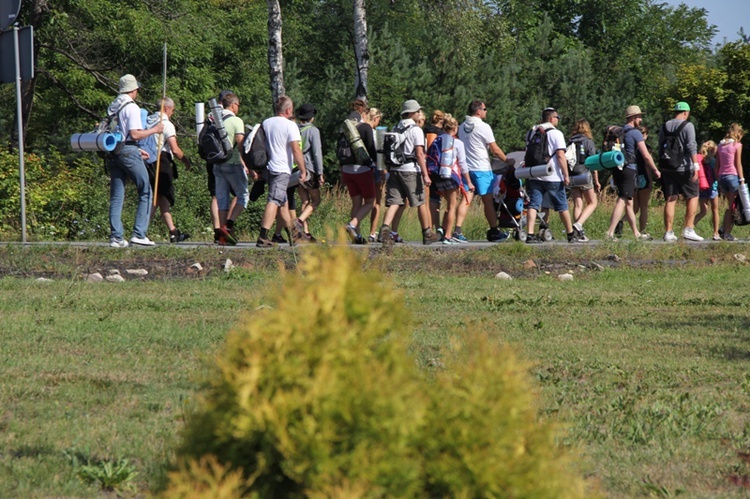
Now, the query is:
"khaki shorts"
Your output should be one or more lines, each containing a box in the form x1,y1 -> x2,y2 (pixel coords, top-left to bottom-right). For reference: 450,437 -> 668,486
386,171 -> 425,207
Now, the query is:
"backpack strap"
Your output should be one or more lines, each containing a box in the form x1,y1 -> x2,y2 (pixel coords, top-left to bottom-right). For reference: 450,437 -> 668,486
115,100 -> 136,141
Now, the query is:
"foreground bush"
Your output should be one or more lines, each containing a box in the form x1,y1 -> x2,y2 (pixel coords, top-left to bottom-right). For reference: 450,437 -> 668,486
166,244 -> 589,498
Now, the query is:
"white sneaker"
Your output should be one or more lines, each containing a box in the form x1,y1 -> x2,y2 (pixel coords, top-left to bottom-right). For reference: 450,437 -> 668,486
109,238 -> 129,248
683,227 -> 704,242
663,231 -> 678,242
130,236 -> 156,246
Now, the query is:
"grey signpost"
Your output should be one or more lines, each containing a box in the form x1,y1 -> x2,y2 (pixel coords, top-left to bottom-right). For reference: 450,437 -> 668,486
1,0 -> 33,243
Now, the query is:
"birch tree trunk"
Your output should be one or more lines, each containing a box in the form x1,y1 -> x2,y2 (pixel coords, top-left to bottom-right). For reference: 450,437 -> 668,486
353,0 -> 369,101
267,0 -> 285,112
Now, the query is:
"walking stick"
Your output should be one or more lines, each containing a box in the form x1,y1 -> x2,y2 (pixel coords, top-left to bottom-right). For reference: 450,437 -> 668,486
153,42 -> 168,208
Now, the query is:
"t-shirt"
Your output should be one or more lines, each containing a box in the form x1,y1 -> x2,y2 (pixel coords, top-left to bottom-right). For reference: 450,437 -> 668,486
660,119 -> 697,172
529,123 -> 566,182
622,125 -> 644,170
718,139 -> 740,176
107,95 -> 142,141
263,115 -> 302,174
390,118 -> 424,174
222,110 -> 244,164
160,115 -> 176,157
458,116 -> 496,172
454,138 -> 468,174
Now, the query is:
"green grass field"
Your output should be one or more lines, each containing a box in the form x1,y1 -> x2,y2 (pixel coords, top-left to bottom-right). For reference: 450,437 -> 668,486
1,244 -> 750,497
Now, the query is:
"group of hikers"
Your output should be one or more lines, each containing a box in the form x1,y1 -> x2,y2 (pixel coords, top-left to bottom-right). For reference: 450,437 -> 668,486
103,73 -> 746,247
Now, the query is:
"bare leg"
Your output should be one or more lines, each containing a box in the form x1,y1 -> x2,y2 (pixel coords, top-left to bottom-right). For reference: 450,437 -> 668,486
684,196 -> 699,229
722,191 -> 737,236
575,188 -> 598,226
607,197 -> 627,237
663,196 -> 678,233
710,196 -> 720,238
442,189 -> 458,239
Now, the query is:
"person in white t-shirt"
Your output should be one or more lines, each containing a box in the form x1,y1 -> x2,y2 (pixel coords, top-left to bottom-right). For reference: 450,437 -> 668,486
524,108 -> 576,243
150,97 -> 192,243
257,95 -> 307,247
458,100 -> 508,242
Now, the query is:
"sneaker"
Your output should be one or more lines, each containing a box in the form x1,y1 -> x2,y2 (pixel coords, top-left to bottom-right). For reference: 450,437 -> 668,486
437,227 -> 445,240
614,220 -> 624,237
354,235 -> 368,245
271,233 -> 287,244
442,238 -> 458,245
130,236 -> 156,246
293,218 -> 305,236
110,238 -> 128,248
218,225 -> 237,245
216,234 -> 227,245
723,233 -> 736,241
525,234 -> 541,244
256,237 -> 276,248
683,227 -> 704,242
605,234 -> 619,242
453,232 -> 469,243
170,230 -> 190,243
712,234 -> 722,241
637,233 -> 653,241
368,234 -> 377,243
663,231 -> 678,242
380,225 -> 393,247
487,227 -> 508,242
344,223 -> 358,242
567,231 -> 579,243
391,232 -> 405,243
423,229 -> 440,245
449,236 -> 463,243
306,233 -> 318,243
576,228 -> 589,242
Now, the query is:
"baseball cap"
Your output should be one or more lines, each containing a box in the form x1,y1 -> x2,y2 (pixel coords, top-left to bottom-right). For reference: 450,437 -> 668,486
542,107 -> 557,119
401,99 -> 422,116
295,103 -> 317,120
118,74 -> 141,94
673,101 -> 691,112
625,105 -> 645,118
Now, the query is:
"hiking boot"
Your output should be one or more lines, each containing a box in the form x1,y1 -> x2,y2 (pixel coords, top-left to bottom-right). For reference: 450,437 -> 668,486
271,233 -> 288,244
218,225 -> 237,245
663,231 -> 678,242
423,229 -> 439,245
453,232 -> 469,243
110,238 -> 129,248
525,234 -> 541,244
130,236 -> 156,247
683,227 -> 703,242
614,220 -> 623,237
344,223 -> 358,242
256,237 -> 276,248
354,235 -> 368,245
487,227 -> 508,242
170,229 -> 190,243
380,225 -> 393,247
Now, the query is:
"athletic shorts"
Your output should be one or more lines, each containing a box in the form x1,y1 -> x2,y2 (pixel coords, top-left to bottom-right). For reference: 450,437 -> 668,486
526,179 -> 568,212
287,185 -> 297,211
342,170 -> 376,200
719,174 -> 740,194
301,173 -> 321,190
469,170 -> 494,196
612,166 -> 637,200
267,171 -> 291,206
699,188 -> 719,200
206,161 -> 235,198
431,172 -> 459,194
386,171 -> 425,207
661,170 -> 698,199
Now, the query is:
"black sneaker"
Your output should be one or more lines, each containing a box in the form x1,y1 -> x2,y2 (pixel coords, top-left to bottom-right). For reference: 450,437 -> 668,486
170,229 -> 190,243
487,227 -> 509,242
354,234 -> 368,244
614,220 -> 623,238
271,233 -> 288,244
567,231 -> 579,243
525,234 -> 542,244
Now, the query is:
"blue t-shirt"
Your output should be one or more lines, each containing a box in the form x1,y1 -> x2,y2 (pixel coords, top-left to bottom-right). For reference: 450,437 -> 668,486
622,125 -> 644,169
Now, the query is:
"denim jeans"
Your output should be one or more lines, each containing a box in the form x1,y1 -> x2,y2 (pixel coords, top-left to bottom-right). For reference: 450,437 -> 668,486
108,145 -> 152,240
213,162 -> 249,211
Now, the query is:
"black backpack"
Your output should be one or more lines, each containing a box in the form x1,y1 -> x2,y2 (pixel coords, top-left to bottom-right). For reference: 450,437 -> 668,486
602,125 -> 639,164
658,121 -> 689,171
524,126 -> 551,166
240,123 -> 269,172
198,114 -> 234,165
567,136 -> 590,174
336,132 -> 355,164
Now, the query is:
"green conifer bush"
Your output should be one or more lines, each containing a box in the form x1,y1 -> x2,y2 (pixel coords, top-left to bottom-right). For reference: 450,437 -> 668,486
167,244 -> 589,498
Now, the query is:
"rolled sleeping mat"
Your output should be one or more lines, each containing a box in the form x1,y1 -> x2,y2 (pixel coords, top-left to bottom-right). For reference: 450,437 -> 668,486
739,181 -> 750,221
70,132 -> 121,153
514,163 -> 554,179
569,171 -> 592,187
195,102 -> 205,137
584,151 -> 624,171
375,126 -> 387,171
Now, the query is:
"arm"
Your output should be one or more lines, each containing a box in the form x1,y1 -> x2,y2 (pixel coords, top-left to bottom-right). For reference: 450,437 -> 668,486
556,149 -> 569,185
291,141 -> 307,182
311,128 -> 325,182
416,145 -> 431,186
736,144 -> 744,181
636,141 -> 660,179
129,122 -> 163,141
488,142 -> 506,162
167,136 -> 191,169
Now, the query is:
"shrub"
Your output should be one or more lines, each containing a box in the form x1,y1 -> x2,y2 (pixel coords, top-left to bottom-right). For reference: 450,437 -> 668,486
165,243 -> 590,497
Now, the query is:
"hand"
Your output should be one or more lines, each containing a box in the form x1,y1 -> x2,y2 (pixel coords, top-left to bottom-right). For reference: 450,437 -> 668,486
563,177 -> 570,186
594,181 -> 601,192
319,174 -> 325,185
652,168 -> 661,180
468,182 -> 476,193
691,171 -> 699,183
299,170 -> 307,183
152,122 -> 164,134
423,174 -> 432,187
250,170 -> 259,181
139,149 -> 149,160
182,156 -> 192,171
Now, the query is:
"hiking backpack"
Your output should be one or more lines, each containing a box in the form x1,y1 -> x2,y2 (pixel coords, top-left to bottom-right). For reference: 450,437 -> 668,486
138,109 -> 161,165
240,123 -> 269,172
381,123 -> 416,168
426,133 -> 455,177
602,125 -> 638,164
198,113 -> 234,165
565,136 -> 590,174
524,126 -> 551,167
658,121 -> 689,171
336,119 -> 370,165
94,100 -> 135,157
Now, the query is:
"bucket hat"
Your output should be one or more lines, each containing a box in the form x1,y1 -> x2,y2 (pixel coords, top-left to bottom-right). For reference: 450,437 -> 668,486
296,103 -> 317,121
401,99 -> 422,116
118,74 -> 141,94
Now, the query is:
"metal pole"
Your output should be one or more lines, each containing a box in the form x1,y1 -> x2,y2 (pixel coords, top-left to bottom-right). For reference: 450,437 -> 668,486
152,42 -> 167,207
13,24 -> 26,243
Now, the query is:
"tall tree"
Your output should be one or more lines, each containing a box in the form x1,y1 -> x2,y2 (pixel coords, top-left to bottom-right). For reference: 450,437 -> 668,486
353,0 -> 369,101
267,0 -> 285,109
